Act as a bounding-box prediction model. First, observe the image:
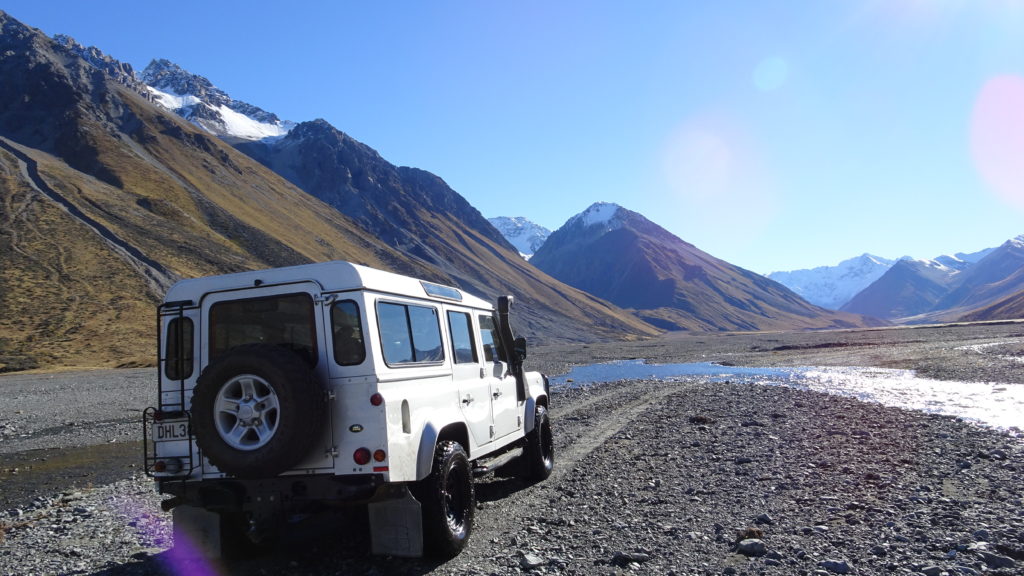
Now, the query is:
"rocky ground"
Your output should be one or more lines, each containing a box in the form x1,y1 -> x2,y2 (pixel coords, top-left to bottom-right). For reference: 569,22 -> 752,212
1,322 -> 1023,575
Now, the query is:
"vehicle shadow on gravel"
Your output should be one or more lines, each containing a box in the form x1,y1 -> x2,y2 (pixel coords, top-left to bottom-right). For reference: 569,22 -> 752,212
474,468 -> 535,503
82,477 -> 536,576
84,510 -> 448,576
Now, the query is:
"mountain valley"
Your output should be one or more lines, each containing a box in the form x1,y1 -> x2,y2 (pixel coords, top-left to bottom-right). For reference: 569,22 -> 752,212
3,9 -> 1022,373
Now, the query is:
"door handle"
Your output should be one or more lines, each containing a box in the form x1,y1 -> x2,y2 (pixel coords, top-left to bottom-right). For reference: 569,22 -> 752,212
462,394 -> 474,405
493,390 -> 502,398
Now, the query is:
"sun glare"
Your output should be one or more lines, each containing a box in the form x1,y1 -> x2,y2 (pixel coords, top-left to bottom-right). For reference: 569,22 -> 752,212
659,117 -> 779,251
970,75 -> 1024,211
752,56 -> 789,92
662,127 -> 733,201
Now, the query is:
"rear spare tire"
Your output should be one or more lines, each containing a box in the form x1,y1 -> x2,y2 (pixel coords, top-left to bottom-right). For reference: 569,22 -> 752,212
191,344 -> 325,478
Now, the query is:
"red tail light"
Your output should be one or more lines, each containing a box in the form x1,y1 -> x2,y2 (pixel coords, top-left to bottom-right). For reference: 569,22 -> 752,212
353,448 -> 371,465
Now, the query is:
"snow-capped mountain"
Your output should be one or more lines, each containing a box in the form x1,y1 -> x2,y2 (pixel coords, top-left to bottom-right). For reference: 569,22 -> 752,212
50,37 -> 292,142
768,254 -> 896,310
530,202 -> 877,332
141,59 -> 295,141
488,217 -> 551,259
840,256 -> 969,319
567,201 -> 624,230
841,235 -> 1024,321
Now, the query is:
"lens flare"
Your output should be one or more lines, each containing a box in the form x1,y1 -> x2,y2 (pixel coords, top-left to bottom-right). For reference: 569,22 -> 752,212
970,75 -> 1024,211
662,127 -> 733,201
753,57 -> 789,92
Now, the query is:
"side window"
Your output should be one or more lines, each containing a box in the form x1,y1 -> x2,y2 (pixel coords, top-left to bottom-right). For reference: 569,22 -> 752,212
164,317 -> 194,380
478,315 -> 505,363
331,300 -> 366,366
377,302 -> 444,366
209,293 -> 317,366
447,311 -> 478,364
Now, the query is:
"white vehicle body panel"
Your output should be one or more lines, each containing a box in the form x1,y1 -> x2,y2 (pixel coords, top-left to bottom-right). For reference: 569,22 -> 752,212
149,260 -> 547,486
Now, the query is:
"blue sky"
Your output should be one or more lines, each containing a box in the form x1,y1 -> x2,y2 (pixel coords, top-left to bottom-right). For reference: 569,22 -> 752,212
5,1 -> 1024,273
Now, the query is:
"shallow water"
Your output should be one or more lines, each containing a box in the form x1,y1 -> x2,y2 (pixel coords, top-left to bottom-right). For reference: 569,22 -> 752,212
550,360 -> 1024,431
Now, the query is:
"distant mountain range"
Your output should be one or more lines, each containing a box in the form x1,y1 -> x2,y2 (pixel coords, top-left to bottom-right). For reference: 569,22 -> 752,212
487,217 -> 551,260
767,254 -> 896,310
768,246 -> 997,311
529,203 -> 878,331
842,236 -> 1024,323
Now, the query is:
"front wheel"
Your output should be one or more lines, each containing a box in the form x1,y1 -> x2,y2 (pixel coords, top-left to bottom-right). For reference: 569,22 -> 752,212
417,441 -> 475,558
523,405 -> 554,481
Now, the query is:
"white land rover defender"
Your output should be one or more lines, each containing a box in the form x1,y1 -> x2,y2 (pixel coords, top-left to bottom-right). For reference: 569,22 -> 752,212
143,261 -> 553,558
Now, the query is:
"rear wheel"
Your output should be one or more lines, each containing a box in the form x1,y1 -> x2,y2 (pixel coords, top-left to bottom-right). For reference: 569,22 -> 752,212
417,441 -> 475,558
523,405 -> 554,481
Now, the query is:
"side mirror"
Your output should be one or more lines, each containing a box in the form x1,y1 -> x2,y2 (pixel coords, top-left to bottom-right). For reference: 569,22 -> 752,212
513,336 -> 527,362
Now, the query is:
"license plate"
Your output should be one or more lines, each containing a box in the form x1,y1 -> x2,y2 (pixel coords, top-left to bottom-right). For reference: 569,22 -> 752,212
152,420 -> 189,442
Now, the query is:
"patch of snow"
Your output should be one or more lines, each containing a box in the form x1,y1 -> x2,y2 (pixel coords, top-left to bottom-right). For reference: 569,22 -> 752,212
768,253 -> 895,309
578,202 -> 621,228
488,216 -> 551,259
146,86 -> 201,110
214,104 -> 290,140
146,86 -> 291,141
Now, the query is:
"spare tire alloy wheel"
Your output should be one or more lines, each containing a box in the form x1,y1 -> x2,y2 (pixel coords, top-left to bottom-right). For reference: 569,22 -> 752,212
191,344 -> 325,478
214,375 -> 280,450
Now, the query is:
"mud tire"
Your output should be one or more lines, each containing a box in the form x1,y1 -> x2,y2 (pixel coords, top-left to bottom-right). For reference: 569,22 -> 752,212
417,440 -> 475,558
523,404 -> 554,481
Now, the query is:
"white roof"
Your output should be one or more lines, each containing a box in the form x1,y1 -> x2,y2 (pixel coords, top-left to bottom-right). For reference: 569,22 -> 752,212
163,261 -> 491,309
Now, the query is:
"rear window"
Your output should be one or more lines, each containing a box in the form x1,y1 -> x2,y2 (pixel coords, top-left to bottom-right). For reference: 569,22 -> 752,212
331,300 -> 366,366
447,311 -> 478,364
377,302 -> 444,366
164,317 -> 194,380
209,293 -> 317,366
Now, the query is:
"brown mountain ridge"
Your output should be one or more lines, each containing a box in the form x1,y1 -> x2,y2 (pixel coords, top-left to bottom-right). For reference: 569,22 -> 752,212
531,203 -> 883,332
0,11 -> 657,371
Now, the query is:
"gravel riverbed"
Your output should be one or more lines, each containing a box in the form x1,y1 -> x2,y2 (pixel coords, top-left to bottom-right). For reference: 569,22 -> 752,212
1,323 -> 1023,575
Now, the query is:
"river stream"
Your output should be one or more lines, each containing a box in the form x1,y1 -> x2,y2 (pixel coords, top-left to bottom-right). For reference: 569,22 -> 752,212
550,360 -> 1024,431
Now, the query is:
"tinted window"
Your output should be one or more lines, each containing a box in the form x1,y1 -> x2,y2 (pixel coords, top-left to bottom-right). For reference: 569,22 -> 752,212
378,302 -> 444,365
478,315 -> 505,363
165,317 -> 194,380
209,293 -> 317,366
331,300 -> 366,366
447,311 -> 477,364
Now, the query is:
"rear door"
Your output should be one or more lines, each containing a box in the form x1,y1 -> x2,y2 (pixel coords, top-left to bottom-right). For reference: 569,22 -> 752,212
201,283 -> 335,473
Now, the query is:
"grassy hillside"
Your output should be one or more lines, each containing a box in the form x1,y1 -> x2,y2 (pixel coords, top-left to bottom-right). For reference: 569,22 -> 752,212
0,14 -> 657,372
959,289 -> 1024,323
